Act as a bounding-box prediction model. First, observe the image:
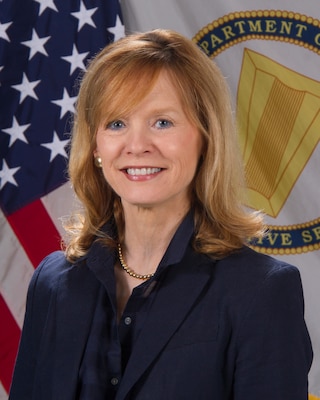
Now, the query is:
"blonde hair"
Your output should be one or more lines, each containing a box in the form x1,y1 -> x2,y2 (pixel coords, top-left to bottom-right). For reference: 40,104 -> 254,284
65,29 -> 264,261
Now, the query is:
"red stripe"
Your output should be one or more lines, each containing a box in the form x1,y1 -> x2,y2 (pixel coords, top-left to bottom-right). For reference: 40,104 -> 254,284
0,295 -> 21,393
7,199 -> 62,267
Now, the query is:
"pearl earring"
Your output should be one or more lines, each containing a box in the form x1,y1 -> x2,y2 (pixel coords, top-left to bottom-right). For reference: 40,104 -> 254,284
94,156 -> 102,168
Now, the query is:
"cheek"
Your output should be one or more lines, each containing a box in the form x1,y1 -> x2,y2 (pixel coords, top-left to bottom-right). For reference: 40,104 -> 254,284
100,165 -> 120,193
95,141 -> 120,183
172,141 -> 202,184
96,136 -> 121,161
181,132 -> 203,163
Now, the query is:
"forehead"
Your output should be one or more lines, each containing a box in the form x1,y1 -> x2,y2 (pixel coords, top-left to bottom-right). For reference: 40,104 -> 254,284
99,68 -> 185,120
134,71 -> 181,106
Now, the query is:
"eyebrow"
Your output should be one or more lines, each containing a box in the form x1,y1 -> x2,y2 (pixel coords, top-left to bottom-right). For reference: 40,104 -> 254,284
146,106 -> 184,116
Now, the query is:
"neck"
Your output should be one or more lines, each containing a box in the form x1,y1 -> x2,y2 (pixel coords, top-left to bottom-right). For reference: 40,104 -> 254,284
120,203 -> 189,276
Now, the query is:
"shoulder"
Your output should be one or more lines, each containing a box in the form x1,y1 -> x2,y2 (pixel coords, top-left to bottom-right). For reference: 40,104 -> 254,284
212,246 -> 304,314
24,250 -> 101,331
27,250 -> 97,307
35,250 -> 72,277
216,246 -> 301,284
29,251 -> 73,292
25,251 -> 72,314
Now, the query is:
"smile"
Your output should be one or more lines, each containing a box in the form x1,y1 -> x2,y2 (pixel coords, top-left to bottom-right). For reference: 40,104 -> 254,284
126,168 -> 162,176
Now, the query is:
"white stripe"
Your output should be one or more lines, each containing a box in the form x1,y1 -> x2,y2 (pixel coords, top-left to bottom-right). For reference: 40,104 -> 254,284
0,381 -> 8,400
0,210 -> 34,329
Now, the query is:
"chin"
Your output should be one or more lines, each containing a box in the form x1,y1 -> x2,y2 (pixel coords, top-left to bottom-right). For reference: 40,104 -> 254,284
122,197 -> 166,210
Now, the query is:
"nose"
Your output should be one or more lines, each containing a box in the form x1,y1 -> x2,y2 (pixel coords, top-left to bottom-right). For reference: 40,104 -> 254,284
125,124 -> 153,155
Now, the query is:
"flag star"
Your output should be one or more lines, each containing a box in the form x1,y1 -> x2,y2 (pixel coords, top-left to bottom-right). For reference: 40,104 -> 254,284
41,131 -> 69,162
34,0 -> 58,15
71,2 -> 98,31
12,73 -> 41,104
0,21 -> 12,42
3,117 -> 30,147
108,15 -> 125,42
0,160 -> 20,190
21,29 -> 51,60
51,88 -> 77,119
62,44 -> 89,75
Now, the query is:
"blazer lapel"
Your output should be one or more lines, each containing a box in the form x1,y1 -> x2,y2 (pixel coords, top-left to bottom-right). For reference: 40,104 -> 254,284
116,249 -> 213,400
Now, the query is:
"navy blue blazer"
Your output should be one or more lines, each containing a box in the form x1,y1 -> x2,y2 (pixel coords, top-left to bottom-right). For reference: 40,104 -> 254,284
9,244 -> 312,400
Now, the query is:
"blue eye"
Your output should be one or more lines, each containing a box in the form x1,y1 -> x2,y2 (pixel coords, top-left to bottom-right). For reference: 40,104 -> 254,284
106,120 -> 125,130
155,119 -> 173,129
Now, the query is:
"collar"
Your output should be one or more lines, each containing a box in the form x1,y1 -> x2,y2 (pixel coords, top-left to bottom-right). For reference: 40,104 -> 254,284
156,210 -> 194,273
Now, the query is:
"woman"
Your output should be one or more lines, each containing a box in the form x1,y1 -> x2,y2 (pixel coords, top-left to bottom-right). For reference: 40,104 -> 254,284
9,29 -> 312,399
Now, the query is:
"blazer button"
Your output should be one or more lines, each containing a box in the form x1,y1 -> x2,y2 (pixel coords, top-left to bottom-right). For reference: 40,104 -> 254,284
124,316 -> 132,325
111,377 -> 119,386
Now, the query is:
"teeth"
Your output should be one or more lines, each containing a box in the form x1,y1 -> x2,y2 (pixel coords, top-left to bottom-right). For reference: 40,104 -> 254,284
127,167 -> 161,176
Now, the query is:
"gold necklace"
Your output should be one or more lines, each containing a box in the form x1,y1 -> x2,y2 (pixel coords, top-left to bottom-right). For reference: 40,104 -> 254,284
117,243 -> 155,280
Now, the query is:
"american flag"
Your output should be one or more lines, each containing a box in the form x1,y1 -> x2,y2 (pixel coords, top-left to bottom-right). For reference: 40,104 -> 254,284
0,0 -> 124,396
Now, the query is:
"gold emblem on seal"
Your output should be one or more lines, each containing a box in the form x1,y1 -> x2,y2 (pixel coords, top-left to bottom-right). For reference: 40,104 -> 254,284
237,48 -> 320,217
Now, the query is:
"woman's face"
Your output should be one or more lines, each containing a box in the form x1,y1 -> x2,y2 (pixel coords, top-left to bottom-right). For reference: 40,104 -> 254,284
94,70 -> 203,213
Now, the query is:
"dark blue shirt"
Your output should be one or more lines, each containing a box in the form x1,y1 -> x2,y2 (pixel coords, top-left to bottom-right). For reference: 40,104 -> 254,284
77,212 -> 194,399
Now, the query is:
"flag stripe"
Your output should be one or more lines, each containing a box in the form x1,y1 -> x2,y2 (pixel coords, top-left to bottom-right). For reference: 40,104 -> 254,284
6,200 -> 62,267
1,201 -> 62,394
0,382 -> 8,400
0,209 -> 34,328
0,295 -> 21,393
